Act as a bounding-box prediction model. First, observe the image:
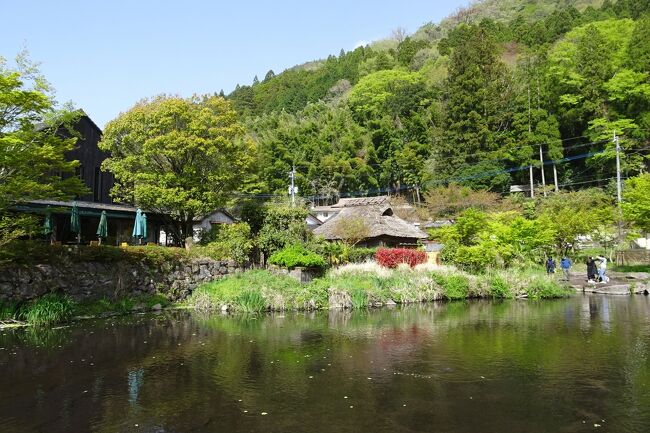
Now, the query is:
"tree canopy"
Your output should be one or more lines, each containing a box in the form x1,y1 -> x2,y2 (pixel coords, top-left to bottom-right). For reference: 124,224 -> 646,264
99,95 -> 254,244
0,53 -> 86,244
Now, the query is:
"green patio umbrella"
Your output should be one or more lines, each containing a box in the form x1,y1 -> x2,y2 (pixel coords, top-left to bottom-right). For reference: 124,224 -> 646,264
96,210 -> 108,244
132,208 -> 145,243
70,202 -> 81,244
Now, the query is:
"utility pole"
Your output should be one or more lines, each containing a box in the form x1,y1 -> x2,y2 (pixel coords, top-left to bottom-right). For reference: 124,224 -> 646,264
539,143 -> 547,197
289,165 -> 296,207
615,132 -> 623,245
528,85 -> 534,199
615,132 -> 622,204
553,164 -> 559,192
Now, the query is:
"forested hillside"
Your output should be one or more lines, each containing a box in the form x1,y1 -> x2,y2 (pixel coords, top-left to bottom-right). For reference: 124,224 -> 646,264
227,0 -> 650,201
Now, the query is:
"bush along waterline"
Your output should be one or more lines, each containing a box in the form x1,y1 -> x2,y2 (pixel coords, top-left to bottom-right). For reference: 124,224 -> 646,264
188,264 -> 573,313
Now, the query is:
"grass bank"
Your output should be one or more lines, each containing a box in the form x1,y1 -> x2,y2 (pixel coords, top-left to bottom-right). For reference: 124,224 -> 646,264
1,264 -> 572,327
0,293 -> 171,327
188,264 -> 572,313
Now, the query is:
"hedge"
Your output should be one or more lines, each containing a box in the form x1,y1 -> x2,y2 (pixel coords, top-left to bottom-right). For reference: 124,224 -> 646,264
375,248 -> 426,268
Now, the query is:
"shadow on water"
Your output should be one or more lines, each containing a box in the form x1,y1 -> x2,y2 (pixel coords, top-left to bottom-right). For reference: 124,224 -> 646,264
1,296 -> 649,433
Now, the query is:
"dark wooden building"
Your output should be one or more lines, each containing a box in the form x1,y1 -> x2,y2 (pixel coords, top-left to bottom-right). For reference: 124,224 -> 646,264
19,112 -> 166,245
61,113 -> 114,204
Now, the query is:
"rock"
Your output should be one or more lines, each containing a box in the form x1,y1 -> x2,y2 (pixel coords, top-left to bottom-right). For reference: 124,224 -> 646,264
221,304 -> 230,312
328,289 -> 353,309
99,311 -> 119,318
386,299 -> 397,306
131,304 -> 145,312
151,303 -> 163,311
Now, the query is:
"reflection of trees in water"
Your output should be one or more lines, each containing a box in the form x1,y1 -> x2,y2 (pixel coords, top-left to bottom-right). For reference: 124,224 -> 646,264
2,299 -> 650,432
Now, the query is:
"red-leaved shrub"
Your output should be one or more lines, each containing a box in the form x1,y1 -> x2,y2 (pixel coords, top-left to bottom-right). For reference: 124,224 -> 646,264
375,248 -> 427,268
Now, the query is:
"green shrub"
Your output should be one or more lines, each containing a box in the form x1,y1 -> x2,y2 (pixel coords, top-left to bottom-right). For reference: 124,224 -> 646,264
349,287 -> 369,309
444,275 -> 470,300
488,274 -> 513,299
269,244 -> 326,269
525,279 -> 571,299
20,294 -> 75,326
196,223 -> 253,265
316,241 -> 377,265
453,244 -> 496,273
258,204 -> 309,257
347,247 -> 378,263
431,272 -> 470,300
234,290 -> 267,313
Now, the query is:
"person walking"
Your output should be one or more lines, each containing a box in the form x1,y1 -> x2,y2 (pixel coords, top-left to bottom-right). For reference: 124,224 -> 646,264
546,257 -> 556,275
596,256 -> 609,283
560,256 -> 572,281
586,257 -> 597,282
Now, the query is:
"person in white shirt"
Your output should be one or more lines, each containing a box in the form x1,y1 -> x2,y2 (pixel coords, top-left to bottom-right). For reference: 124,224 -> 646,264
596,256 -> 609,283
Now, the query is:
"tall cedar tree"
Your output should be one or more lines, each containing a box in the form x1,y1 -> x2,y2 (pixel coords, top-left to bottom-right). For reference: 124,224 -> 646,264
434,24 -> 512,190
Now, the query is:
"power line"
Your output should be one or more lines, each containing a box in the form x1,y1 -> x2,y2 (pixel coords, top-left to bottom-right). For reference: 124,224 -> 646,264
231,136 -> 648,202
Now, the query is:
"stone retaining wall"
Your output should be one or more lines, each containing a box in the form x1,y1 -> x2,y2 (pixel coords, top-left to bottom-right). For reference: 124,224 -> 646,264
0,258 -> 241,303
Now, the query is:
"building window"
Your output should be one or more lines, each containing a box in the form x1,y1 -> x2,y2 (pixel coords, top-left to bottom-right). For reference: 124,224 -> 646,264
93,166 -> 102,202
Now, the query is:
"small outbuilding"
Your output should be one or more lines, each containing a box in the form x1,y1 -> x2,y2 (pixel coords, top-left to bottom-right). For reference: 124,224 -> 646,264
312,196 -> 428,248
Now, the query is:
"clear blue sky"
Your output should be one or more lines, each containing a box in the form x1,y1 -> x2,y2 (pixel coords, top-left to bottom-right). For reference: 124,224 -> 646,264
1,0 -> 469,127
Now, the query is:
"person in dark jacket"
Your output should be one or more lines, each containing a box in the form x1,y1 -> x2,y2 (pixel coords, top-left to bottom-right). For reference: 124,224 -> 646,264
546,257 -> 556,275
586,257 -> 597,282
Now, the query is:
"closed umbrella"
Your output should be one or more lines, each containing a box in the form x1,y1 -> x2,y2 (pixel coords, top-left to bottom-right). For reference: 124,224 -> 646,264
96,210 -> 108,244
70,202 -> 81,244
43,212 -> 53,236
141,213 -> 148,240
132,208 -> 144,244
43,211 -> 54,244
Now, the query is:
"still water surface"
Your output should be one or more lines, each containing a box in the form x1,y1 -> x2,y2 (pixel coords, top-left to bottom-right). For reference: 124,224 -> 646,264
1,296 -> 649,433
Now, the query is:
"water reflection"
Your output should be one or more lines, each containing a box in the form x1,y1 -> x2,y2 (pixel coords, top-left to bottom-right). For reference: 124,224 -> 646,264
128,368 -> 144,406
0,295 -> 648,433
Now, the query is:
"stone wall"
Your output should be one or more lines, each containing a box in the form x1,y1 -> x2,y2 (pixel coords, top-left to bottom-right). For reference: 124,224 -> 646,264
268,265 -> 323,283
0,257 -> 240,303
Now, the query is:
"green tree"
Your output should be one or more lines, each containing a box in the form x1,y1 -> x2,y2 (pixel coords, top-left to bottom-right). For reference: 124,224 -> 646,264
198,222 -> 253,266
627,15 -> 650,72
622,173 -> 650,236
432,24 -> 512,190
0,53 -> 87,245
257,203 -> 309,259
537,189 -> 614,254
99,95 -> 254,245
263,70 -> 275,82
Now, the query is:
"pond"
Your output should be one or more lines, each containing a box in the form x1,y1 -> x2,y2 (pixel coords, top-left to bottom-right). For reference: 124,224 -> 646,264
1,295 -> 649,433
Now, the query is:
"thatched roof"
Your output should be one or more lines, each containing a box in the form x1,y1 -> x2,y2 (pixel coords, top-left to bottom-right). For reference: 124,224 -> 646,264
331,196 -> 390,208
313,201 -> 428,241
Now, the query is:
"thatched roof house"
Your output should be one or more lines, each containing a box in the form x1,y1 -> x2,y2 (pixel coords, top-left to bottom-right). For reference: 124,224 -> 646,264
312,196 -> 428,248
